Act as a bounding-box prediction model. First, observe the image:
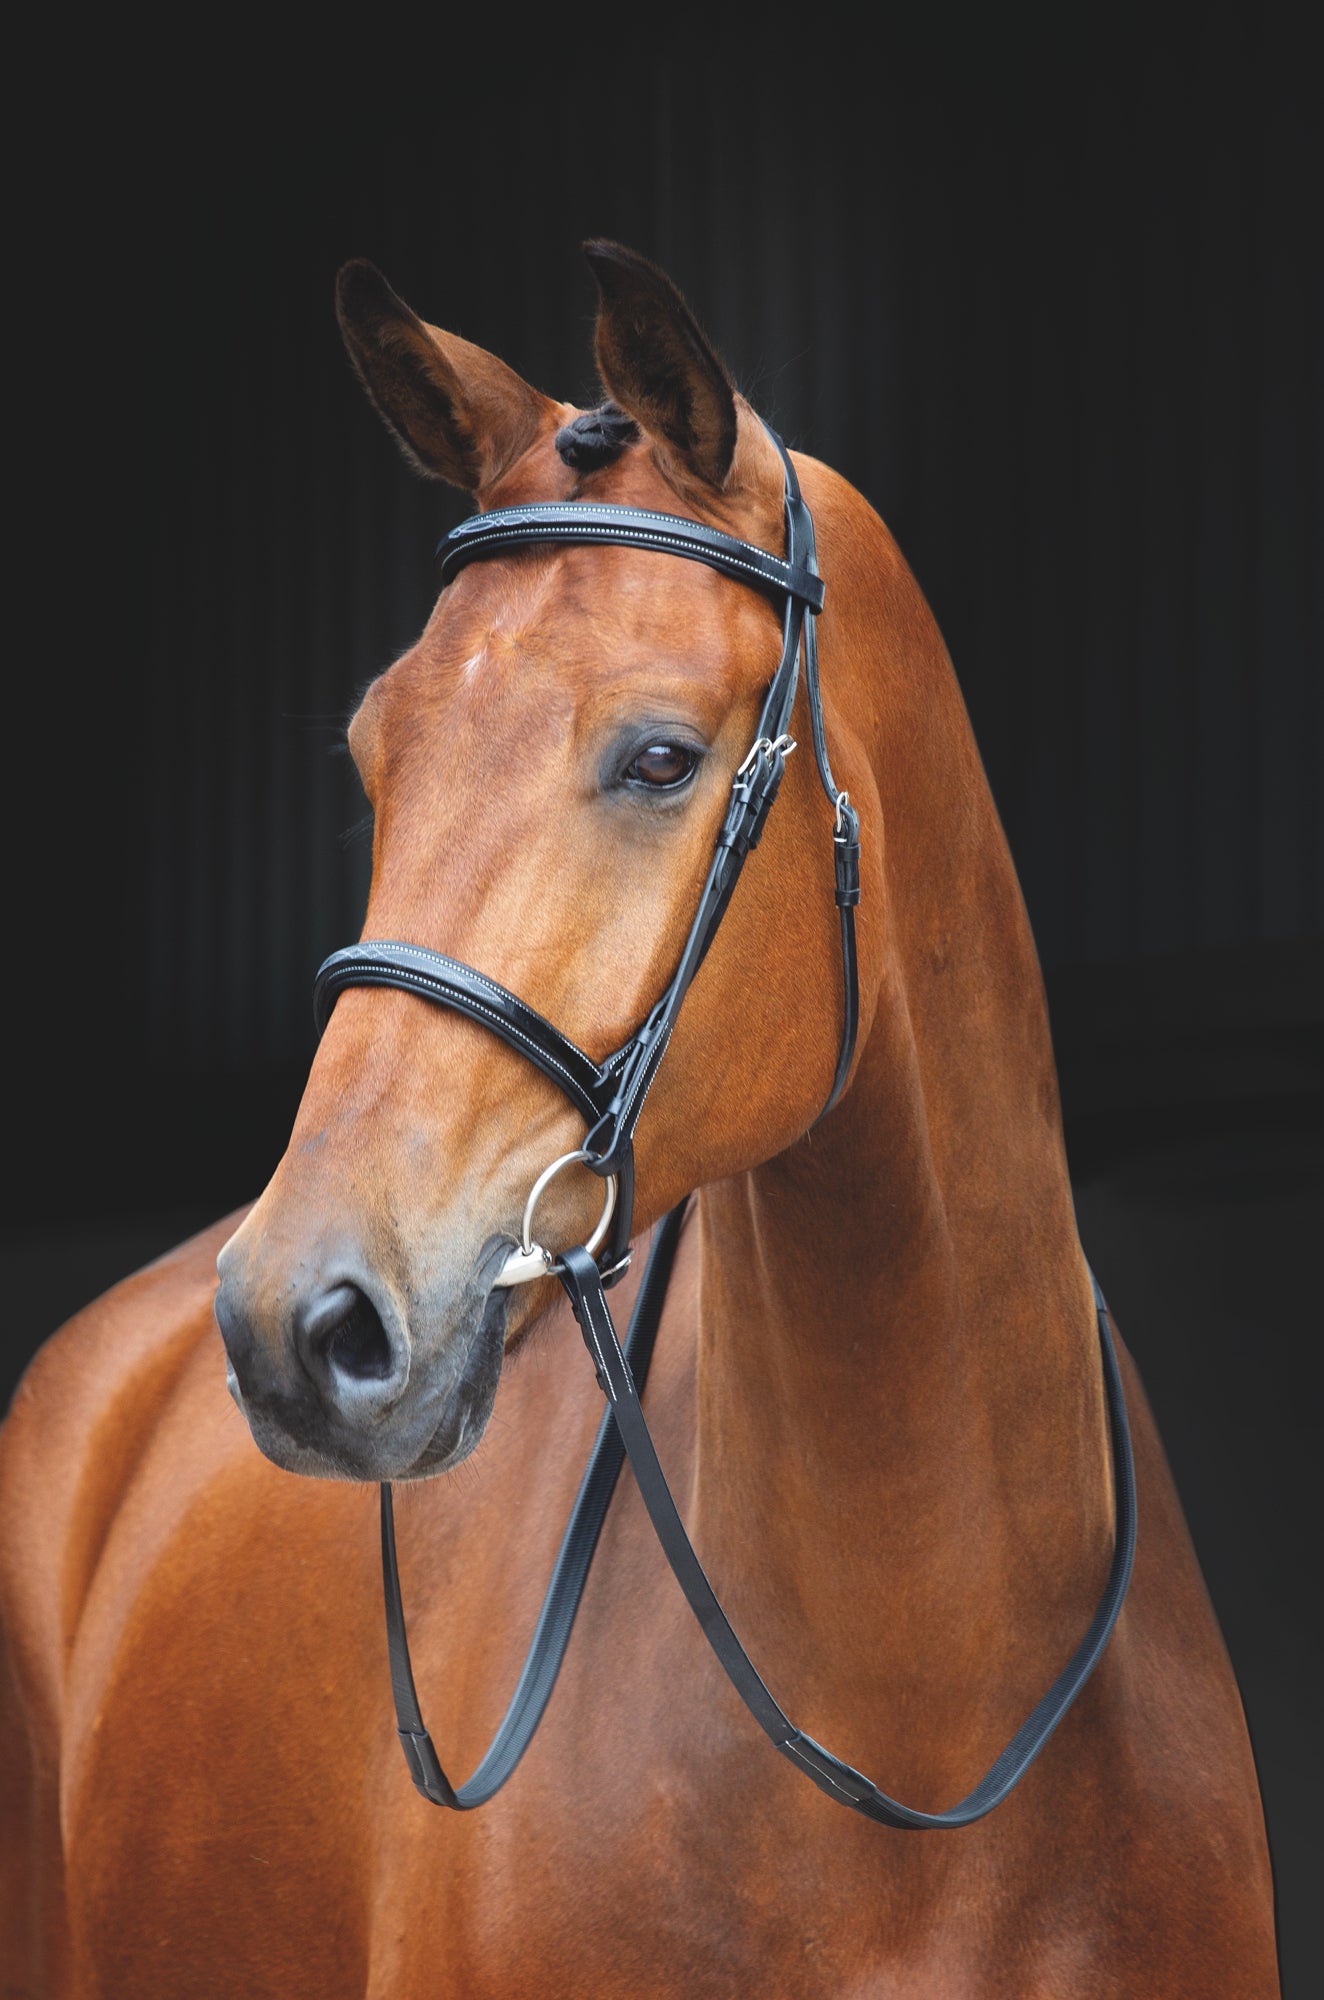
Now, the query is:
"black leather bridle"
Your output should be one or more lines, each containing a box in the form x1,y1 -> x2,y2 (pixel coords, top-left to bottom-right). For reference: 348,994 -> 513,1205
315,432 -> 857,1284
313,427 -> 1136,1825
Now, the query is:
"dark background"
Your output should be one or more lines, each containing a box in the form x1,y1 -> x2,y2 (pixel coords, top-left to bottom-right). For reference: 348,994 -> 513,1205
6,3 -> 1319,1988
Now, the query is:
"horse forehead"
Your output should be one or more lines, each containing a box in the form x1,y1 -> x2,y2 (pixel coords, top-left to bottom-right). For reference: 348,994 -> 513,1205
400,544 -> 778,716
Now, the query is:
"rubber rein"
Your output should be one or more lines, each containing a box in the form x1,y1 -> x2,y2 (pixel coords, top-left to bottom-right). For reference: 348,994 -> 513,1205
313,427 -> 1137,1826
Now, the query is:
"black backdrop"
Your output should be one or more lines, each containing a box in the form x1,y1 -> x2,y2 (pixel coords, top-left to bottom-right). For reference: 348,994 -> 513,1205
7,3 -> 1320,1988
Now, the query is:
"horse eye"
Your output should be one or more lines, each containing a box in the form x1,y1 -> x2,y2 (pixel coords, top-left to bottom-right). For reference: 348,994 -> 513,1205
625,743 -> 700,790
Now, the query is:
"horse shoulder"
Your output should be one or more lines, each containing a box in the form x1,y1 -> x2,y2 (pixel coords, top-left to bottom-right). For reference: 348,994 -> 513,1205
0,1211 -> 244,1755
0,1209 -> 244,1994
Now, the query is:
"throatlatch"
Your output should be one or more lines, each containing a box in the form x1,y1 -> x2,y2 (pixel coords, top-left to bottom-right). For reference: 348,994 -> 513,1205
313,424 -> 1134,1823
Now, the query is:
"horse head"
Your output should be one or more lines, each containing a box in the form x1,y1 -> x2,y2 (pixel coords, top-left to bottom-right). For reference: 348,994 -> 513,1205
213,243 -> 877,1482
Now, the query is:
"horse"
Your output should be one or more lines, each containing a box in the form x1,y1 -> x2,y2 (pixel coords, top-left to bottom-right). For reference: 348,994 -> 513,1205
0,240 -> 1279,1997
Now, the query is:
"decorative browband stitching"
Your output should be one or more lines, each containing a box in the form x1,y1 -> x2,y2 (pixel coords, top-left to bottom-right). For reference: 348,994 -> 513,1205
436,503 -> 826,613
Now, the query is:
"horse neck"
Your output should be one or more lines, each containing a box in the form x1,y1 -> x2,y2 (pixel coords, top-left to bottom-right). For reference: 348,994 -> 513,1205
688,501 -> 1114,1796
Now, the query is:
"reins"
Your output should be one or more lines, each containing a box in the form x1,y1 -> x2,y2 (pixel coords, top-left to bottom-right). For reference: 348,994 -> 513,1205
314,426 -> 1135,1824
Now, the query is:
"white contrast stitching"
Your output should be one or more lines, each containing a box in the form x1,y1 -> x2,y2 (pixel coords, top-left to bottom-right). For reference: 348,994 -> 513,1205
324,955 -> 605,1110
457,525 -> 791,589
355,943 -> 600,1070
442,511 -> 821,602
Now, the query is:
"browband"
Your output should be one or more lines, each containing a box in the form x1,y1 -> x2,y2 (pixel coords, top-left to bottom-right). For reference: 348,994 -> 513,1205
437,502 -> 827,612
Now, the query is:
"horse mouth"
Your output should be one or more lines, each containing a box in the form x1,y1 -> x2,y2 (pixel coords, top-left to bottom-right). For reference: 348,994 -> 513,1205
397,1278 -> 512,1479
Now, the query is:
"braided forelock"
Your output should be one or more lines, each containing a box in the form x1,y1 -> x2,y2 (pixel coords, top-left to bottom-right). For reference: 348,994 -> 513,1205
554,401 -> 641,470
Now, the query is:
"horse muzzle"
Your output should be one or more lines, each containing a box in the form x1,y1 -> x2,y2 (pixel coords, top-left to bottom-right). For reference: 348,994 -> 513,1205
213,1230 -> 511,1481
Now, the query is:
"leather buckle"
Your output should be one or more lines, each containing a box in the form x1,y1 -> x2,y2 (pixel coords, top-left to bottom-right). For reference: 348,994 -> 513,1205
833,794 -> 860,908
719,735 -> 796,856
778,1731 -> 873,1805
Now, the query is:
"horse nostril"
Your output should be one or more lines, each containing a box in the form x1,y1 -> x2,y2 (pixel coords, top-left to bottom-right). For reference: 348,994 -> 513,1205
299,1283 -> 398,1389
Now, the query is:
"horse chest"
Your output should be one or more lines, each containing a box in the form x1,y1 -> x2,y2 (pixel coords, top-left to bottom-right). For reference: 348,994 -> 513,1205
14,1253 -> 1278,1998
359,1765 -> 1000,2000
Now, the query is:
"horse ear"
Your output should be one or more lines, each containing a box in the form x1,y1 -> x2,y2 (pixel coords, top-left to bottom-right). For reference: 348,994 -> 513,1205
335,260 -> 557,493
584,240 -> 738,490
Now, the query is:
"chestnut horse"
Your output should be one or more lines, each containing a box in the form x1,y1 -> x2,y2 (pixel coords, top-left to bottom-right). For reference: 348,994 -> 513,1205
0,243 -> 1278,1997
